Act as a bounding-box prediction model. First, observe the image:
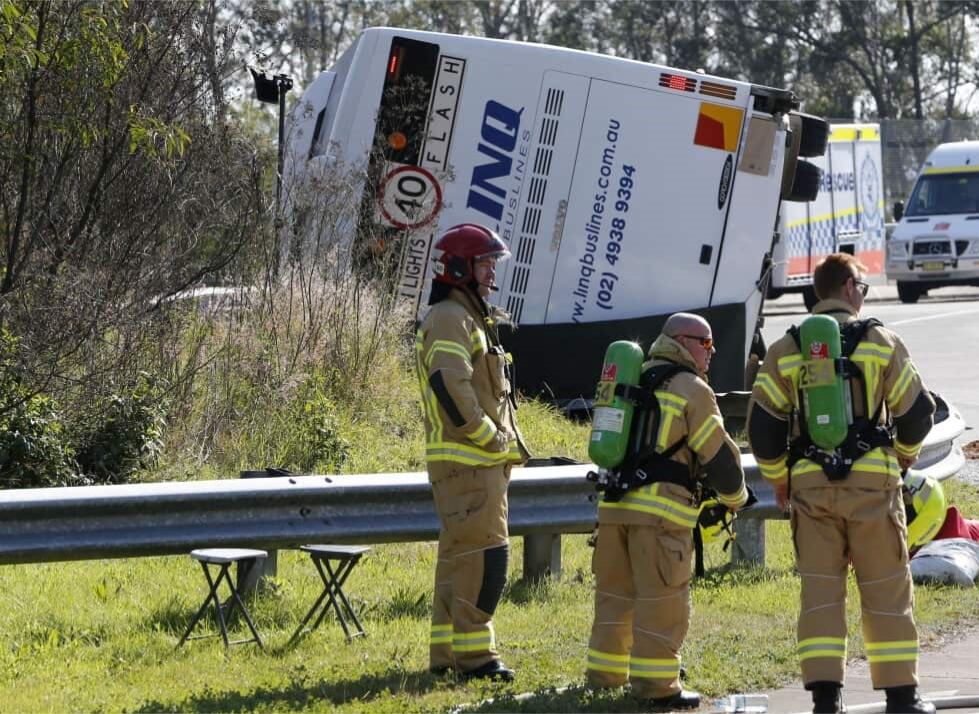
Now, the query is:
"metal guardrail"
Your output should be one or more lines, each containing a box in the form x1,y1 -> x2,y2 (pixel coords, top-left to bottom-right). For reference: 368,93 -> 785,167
0,467 -> 595,576
0,401 -> 965,577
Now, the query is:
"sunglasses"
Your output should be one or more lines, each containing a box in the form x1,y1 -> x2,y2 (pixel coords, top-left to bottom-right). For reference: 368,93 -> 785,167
852,278 -> 869,297
676,334 -> 714,350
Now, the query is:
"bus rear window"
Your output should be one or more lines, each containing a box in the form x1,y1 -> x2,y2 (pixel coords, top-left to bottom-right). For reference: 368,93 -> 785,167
377,37 -> 440,167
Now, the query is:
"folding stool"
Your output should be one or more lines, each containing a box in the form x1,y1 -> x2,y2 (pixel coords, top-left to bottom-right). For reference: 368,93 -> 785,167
177,548 -> 267,649
289,545 -> 370,644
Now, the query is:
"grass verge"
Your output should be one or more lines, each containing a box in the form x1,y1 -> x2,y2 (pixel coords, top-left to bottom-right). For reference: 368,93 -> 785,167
0,479 -> 977,712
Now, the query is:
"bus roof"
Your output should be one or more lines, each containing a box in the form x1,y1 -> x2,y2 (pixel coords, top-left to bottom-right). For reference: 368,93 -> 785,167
355,26 -> 767,92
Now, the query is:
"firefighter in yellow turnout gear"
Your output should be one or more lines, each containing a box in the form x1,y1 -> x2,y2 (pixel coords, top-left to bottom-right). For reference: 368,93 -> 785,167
415,224 -> 530,682
748,254 -> 937,714
586,313 -> 748,710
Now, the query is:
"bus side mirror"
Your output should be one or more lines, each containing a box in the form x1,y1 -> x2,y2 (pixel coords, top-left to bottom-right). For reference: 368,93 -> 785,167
893,201 -> 904,221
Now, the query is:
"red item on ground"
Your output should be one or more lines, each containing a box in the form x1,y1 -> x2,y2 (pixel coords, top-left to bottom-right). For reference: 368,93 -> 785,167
934,506 -> 979,542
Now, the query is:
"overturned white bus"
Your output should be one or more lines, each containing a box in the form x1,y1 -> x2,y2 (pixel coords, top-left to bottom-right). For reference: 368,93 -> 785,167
282,27 -> 828,400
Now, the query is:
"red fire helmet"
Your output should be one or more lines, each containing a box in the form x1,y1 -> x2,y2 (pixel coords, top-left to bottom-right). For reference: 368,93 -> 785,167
432,224 -> 511,287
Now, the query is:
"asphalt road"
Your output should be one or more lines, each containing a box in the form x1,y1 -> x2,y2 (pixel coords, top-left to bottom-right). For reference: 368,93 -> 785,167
760,283 -> 979,448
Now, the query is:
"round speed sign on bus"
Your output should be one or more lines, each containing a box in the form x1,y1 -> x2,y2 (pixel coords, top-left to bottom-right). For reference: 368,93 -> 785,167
378,164 -> 443,230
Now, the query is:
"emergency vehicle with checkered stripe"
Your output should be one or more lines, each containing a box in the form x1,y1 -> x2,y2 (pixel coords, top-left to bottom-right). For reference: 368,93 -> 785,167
768,124 -> 886,311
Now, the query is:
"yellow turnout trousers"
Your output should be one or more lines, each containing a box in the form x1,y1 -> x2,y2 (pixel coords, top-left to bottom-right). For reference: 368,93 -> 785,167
429,465 -> 510,672
792,486 -> 920,689
586,521 -> 692,699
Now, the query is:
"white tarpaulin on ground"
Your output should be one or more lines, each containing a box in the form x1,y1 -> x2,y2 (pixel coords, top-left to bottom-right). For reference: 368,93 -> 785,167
910,537 -> 979,587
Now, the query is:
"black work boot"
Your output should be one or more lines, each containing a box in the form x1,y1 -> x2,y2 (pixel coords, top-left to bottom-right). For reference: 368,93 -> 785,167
884,685 -> 935,714
646,689 -> 701,710
810,681 -> 846,714
461,659 -> 515,682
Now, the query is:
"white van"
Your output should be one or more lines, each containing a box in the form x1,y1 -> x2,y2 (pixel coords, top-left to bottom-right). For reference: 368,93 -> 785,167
283,27 -> 827,399
887,141 -> 979,303
769,123 -> 885,310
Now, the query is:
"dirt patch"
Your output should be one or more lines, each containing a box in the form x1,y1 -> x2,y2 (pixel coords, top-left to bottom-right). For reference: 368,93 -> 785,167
964,440 -> 979,460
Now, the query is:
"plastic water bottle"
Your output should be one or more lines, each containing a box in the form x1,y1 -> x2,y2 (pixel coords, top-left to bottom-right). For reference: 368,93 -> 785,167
717,693 -> 769,713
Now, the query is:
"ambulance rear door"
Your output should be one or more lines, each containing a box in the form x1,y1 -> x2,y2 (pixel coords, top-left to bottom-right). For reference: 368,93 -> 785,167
828,135 -> 859,257
853,128 -> 885,277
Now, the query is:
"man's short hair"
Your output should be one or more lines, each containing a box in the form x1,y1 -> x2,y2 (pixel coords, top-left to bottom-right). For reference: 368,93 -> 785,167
813,253 -> 869,300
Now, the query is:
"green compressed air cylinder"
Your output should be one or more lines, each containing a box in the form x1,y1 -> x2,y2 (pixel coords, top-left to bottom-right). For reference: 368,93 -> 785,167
588,340 -> 644,469
799,314 -> 848,450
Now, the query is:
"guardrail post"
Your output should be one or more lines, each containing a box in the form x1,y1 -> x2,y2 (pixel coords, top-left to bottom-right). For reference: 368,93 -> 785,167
520,456 -> 580,581
237,469 -> 284,592
523,533 -> 561,581
731,517 -> 766,567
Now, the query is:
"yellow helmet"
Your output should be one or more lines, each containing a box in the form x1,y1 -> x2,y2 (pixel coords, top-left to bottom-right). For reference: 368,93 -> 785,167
697,499 -> 735,547
902,470 -> 947,549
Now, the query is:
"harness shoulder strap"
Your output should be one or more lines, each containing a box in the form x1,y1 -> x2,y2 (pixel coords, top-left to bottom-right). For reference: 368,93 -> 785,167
613,361 -> 694,408
639,361 -> 696,451
787,316 -> 883,354
613,361 -> 696,490
839,317 -> 884,419
842,316 -> 890,431
840,317 -> 883,357
787,324 -> 801,351
641,362 -> 694,398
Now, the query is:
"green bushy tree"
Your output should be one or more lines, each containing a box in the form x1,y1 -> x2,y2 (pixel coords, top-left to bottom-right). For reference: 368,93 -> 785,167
75,373 -> 169,484
0,329 -> 81,488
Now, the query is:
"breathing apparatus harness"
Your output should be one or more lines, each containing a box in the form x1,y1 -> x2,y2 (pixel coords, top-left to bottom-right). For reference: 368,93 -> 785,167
588,361 -> 697,502
787,317 -> 894,480
587,357 -> 757,574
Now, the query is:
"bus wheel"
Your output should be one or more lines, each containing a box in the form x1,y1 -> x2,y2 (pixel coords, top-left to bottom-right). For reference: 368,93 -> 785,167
802,285 -> 819,311
785,159 -> 821,202
897,281 -> 921,304
794,112 -> 830,158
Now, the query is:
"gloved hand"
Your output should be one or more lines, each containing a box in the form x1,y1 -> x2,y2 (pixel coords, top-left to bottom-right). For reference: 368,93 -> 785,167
487,428 -> 510,453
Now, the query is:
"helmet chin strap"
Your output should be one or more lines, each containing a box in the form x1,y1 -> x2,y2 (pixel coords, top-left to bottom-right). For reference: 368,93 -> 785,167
458,281 -> 504,347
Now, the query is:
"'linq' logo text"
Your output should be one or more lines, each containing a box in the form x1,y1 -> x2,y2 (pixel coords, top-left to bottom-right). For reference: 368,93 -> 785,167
466,100 -> 523,221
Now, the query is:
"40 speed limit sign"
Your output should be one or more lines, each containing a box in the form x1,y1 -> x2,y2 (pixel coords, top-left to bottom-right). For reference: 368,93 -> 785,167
377,164 -> 443,230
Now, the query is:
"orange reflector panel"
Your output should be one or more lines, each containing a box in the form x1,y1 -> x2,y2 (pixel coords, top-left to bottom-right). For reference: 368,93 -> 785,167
694,102 -> 744,152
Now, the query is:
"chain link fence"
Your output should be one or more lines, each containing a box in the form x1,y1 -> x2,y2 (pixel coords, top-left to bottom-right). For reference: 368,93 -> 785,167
877,118 -> 979,219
